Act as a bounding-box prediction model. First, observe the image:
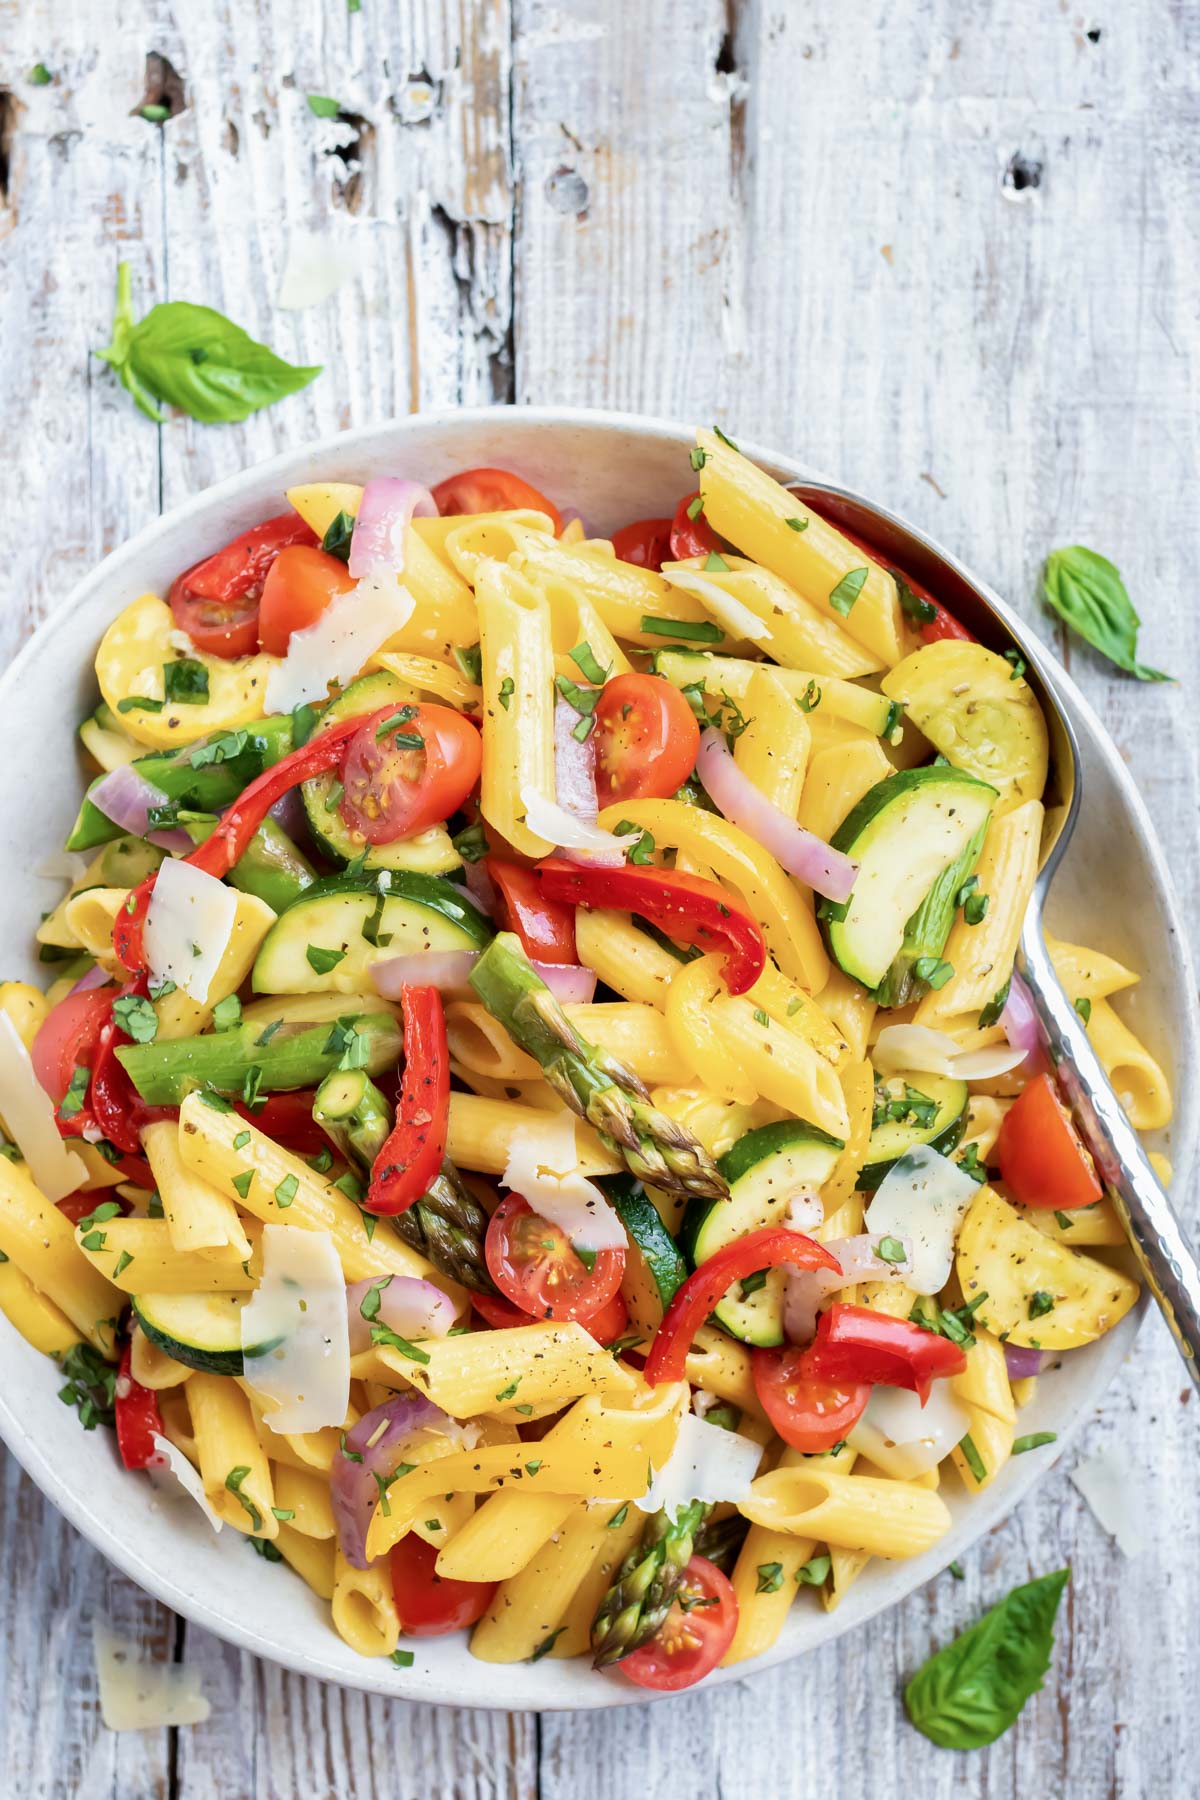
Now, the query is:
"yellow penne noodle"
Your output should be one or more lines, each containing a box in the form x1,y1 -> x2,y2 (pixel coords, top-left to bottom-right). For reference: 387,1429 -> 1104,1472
684,1324 -> 770,1424
695,430 -> 907,665
74,1217 -> 255,1294
0,981 -> 48,1052
142,1119 -> 252,1256
813,967 -> 877,1063
733,667 -> 813,815
271,1462 -> 337,1539
740,1464 -> 952,1557
188,1371 -> 277,1538
368,647 -> 481,710
824,1545 -> 872,1613
476,560 -> 558,858
531,570 -> 634,679
515,532 -> 712,648
446,1093 -> 620,1178
662,557 -> 883,677
435,1489 -> 575,1585
798,738 -> 894,843
816,1060 -> 874,1225
445,998 -> 689,1089
129,1325 -> 191,1390
277,1525 -> 337,1601
470,1500 -> 621,1664
914,800 -> 1043,1034
949,1329 -> 1016,1424
1045,934 -> 1139,1002
548,1503 -> 645,1659
0,1157 -> 120,1354
951,1405 -> 1015,1493
331,1548 -> 400,1658
573,908 -> 680,1007
370,1320 -> 636,1419
1086,997 -> 1172,1129
598,797 -> 829,992
0,1257 -> 81,1355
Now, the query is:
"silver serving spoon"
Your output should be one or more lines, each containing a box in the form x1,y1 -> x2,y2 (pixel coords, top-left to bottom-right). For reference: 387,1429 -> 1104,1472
790,481 -> 1200,1387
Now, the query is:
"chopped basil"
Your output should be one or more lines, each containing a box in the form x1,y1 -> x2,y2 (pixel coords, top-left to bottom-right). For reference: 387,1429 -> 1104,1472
704,551 -> 729,573
495,1379 -> 520,1401
569,641 -> 611,684
148,1191 -> 165,1218
274,1174 -> 299,1210
613,820 -> 655,865
241,1065 -> 264,1109
307,94 -> 341,117
308,1147 -> 334,1174
272,1507 -> 296,1523
321,510 -> 355,562
756,1561 -> 785,1594
163,659 -> 210,705
689,447 -> 707,471
324,779 -> 345,812
712,425 -> 740,452
739,1269 -> 768,1298
876,1235 -> 907,1265
686,494 -> 705,520
498,676 -> 515,710
291,702 -> 319,748
391,1648 -> 415,1668
225,1465 -> 263,1531
525,1460 -> 543,1477
913,955 -> 954,990
112,992 -> 158,1043
608,1503 -> 629,1528
796,1553 -> 831,1587
894,572 -> 937,626
555,674 -> 602,740
232,1130 -> 251,1151
1053,1209 -> 1074,1230
958,1433 -> 987,1482
1004,648 -> 1027,681
359,1275 -> 391,1321
29,63 -> 53,85
964,892 -> 990,926
451,822 -> 489,863
639,615 -> 723,643
785,515 -> 808,533
828,567 -> 868,617
306,944 -> 346,974
796,679 -> 822,713
978,974 -> 1012,1030
948,1560 -> 965,1580
58,1064 -> 91,1121
453,644 -> 483,685
249,1537 -> 283,1561
370,1324 -> 431,1363
113,1250 -> 134,1279
957,1143 -> 988,1185
375,705 -> 420,741
530,1627 -> 566,1662
117,695 -> 164,714
1012,1432 -> 1058,1454
56,1342 -> 118,1431
212,994 -> 242,1033
1074,996 -> 1092,1026
1027,1290 -> 1056,1319
189,729 -> 250,768
231,1170 -> 254,1200
255,1019 -> 283,1047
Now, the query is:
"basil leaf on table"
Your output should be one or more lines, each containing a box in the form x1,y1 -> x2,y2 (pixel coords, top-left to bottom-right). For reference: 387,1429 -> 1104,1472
904,1568 -> 1070,1749
95,262 -> 321,424
1041,546 -> 1168,682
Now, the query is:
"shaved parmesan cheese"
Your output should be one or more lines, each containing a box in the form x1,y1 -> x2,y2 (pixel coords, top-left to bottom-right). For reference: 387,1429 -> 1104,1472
0,1013 -> 87,1201
143,858 -> 237,1004
264,573 -> 414,715
93,1621 -> 211,1730
785,1189 -> 824,1234
637,1411 -> 762,1514
1071,1449 -> 1148,1557
872,1023 -> 1026,1082
241,1226 -> 350,1432
864,1144 -> 979,1295
848,1380 -> 970,1479
519,786 -> 629,859
148,1433 -> 224,1533
501,1110 -> 627,1252
277,226 -> 364,311
663,566 -> 771,643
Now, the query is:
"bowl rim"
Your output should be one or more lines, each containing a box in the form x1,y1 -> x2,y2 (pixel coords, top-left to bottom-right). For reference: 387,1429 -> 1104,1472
1,403 -> 1193,1711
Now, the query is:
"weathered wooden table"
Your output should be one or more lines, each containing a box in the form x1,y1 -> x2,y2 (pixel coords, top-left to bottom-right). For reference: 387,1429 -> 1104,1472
1,2 -> 1197,1794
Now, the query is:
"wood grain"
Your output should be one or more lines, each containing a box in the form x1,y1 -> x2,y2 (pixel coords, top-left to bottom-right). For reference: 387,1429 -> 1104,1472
1,0 -> 1198,1795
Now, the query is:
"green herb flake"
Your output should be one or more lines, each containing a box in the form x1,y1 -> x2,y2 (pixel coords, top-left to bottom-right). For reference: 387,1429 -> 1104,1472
876,1235 -> 908,1265
904,1568 -> 1070,1748
752,1007 -> 770,1028
530,1627 -> 566,1662
828,567 -> 868,617
689,447 -> 708,472
948,1560 -> 965,1580
370,1325 -> 431,1364
274,1174 -> 299,1211
391,1648 -> 415,1668
525,1460 -> 543,1477
189,729 -> 250,769
272,1507 -> 296,1523
613,820 -> 655,866
321,510 -> 355,562
58,1064 -> 91,1121
308,1146 -> 334,1174
212,993 -> 242,1033
964,892 -> 990,926
756,1561 -> 785,1594
225,1465 -> 263,1531
712,425 -> 740,453
796,679 -> 822,713
704,551 -> 729,573
958,1433 -> 987,1482
608,1503 -> 629,1529
117,695 -> 165,714
232,1130 -> 251,1151
163,660 -> 210,706
796,1554 -> 832,1587
291,702 -> 319,748
30,63 -> 53,86
569,641 -> 611,684
1074,996 -> 1092,1026
1004,648 -> 1027,681
307,94 -> 341,118
1053,1209 -> 1075,1230
231,1170 -> 254,1200
913,955 -> 955,990
785,515 -> 809,532
359,1275 -> 391,1322
739,1270 -> 768,1299
495,1379 -> 520,1401
1028,1290 -> 1056,1319
453,643 -> 483,685
306,943 -> 347,974
452,822 -> 489,864
498,676 -> 515,710
639,615 -> 723,643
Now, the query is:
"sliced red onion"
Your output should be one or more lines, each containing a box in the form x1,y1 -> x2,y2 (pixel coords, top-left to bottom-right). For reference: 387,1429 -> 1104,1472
1002,971 -> 1040,1059
782,1233 -> 914,1345
463,858 -> 497,918
345,1275 -> 457,1355
1004,1343 -> 1045,1380
330,1391 -> 450,1568
348,478 -> 437,578
696,728 -> 858,903
268,787 -> 310,843
531,960 -> 598,1005
549,696 -> 626,868
371,950 -> 480,998
68,965 -> 112,998
91,765 -> 191,853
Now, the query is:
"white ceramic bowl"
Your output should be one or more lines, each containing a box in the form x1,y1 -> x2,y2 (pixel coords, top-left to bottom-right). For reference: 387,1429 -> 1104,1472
1,408 -> 1194,1710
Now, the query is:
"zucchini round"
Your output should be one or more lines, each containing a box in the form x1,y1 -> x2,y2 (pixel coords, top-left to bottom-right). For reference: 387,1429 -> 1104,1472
603,1175 -> 688,1332
252,870 -> 491,994
680,1120 -> 843,1347
133,1290 -> 276,1377
856,1071 -> 968,1192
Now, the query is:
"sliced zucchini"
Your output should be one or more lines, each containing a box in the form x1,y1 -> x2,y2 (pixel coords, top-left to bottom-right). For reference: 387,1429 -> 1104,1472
679,1120 -> 843,1347
252,870 -> 491,994
856,1071 -> 968,1192
873,816 -> 988,1009
604,1175 -> 688,1334
822,766 -> 997,992
301,671 -> 459,874
132,1290 -> 276,1376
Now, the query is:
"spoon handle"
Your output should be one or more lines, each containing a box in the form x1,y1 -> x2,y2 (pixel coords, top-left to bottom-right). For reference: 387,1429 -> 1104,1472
1020,921 -> 1200,1387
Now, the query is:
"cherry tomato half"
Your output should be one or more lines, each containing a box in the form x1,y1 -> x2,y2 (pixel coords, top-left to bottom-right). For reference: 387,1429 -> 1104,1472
995,1071 -> 1103,1211
340,704 -> 482,845
431,467 -> 563,536
668,492 -> 722,561
592,673 -> 700,806
611,517 -> 674,572
488,859 -> 578,965
582,1286 -> 629,1347
484,1193 -> 624,1322
30,991 -> 112,1109
471,1290 -> 531,1331
390,1531 -> 495,1637
621,1556 -> 738,1692
168,513 -> 316,658
257,546 -> 356,656
752,1345 -> 870,1454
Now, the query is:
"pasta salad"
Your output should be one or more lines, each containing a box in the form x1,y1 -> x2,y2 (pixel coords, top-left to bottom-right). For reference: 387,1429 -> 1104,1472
0,435 -> 1166,1691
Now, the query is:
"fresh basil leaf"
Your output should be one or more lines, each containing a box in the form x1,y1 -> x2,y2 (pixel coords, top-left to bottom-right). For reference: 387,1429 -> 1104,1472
112,994 -> 158,1044
163,659 -> 210,705
829,567 -> 868,617
307,94 -> 341,117
94,263 -> 321,426
1042,547 -> 1168,682
321,510 -> 355,563
904,1568 -> 1070,1749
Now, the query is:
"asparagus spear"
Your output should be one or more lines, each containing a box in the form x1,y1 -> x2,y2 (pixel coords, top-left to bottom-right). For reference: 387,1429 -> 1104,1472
118,1013 -> 401,1105
309,1073 -> 496,1295
469,934 -> 727,1205
590,1501 -> 711,1667
693,1510 -> 749,1575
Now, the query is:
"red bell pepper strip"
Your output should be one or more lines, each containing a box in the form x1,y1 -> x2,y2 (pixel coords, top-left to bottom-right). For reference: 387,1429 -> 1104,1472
532,857 -> 765,995
796,1302 -> 966,1404
487,858 -> 578,964
364,985 -> 449,1216
994,1071 -> 1103,1211
644,1228 -> 842,1386
113,706 -> 400,977
114,1342 -> 165,1470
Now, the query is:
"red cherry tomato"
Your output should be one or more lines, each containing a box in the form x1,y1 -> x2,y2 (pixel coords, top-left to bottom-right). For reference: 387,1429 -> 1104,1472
57,1191 -> 133,1224
114,1342 -> 164,1470
484,1193 -> 624,1323
431,467 -> 563,536
30,991 -> 113,1109
611,517 -> 674,572
168,513 -> 316,658
257,546 -> 356,655
995,1071 -> 1103,1210
621,1555 -> 738,1692
668,492 -> 722,561
752,1346 -> 870,1453
488,859 -> 578,964
389,1531 -> 495,1637
471,1290 -> 531,1331
919,603 -> 974,644
582,1286 -> 629,1347
339,704 -> 482,845
592,673 -> 701,806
